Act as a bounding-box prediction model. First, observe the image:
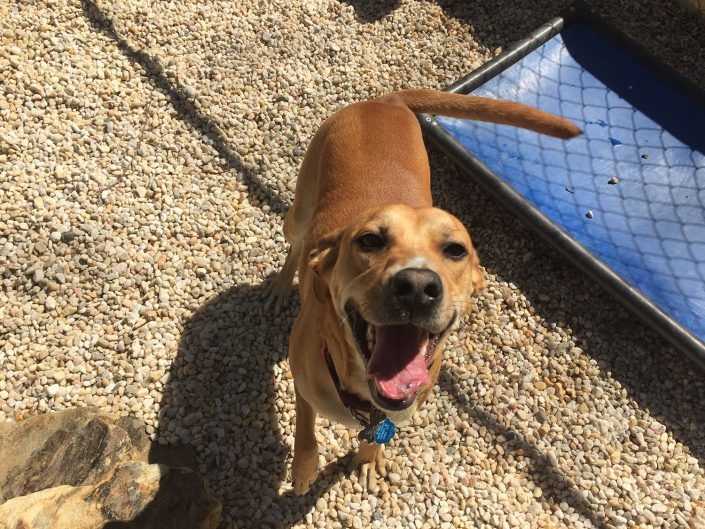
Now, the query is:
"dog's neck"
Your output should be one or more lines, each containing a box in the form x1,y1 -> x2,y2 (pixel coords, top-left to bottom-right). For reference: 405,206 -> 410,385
320,339 -> 372,414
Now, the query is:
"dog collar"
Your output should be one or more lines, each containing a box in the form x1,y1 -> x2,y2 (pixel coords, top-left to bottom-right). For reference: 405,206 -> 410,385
321,340 -> 372,413
321,340 -> 395,444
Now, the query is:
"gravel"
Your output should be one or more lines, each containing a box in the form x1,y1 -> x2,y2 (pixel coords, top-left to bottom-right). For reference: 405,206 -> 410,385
2,0 -> 705,528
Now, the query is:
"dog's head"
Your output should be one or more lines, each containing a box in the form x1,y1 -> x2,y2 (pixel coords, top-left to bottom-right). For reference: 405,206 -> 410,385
309,204 -> 485,413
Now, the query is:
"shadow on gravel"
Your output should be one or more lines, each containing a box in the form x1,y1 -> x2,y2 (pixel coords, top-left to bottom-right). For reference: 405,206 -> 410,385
338,0 -> 570,46
157,283 -> 353,528
80,0 -> 288,217
339,0 -> 705,89
337,0 -> 402,22
438,368 -> 610,529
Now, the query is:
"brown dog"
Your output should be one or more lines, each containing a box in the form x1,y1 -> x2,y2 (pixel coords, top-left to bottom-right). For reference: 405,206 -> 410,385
266,89 -> 579,494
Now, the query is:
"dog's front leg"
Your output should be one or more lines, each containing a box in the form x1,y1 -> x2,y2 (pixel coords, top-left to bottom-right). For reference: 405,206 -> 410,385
348,441 -> 387,493
292,386 -> 319,495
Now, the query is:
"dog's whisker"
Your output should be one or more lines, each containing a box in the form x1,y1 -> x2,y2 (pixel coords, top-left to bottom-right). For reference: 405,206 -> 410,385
338,312 -> 352,329
337,300 -> 371,329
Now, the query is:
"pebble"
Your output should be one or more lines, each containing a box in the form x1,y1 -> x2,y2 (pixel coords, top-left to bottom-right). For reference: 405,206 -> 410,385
613,515 -> 628,526
546,449 -> 558,467
33,269 -> 45,283
2,1 -> 704,529
46,384 -> 65,397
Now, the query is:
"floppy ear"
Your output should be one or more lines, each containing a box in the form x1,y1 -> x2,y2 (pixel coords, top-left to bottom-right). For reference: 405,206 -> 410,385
308,229 -> 341,302
470,250 -> 487,292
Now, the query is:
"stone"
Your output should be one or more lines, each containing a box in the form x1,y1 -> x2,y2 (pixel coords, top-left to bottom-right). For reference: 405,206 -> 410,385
0,409 -> 221,528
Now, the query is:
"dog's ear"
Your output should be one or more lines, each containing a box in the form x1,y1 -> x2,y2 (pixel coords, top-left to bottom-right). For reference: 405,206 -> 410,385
308,230 -> 341,302
470,250 -> 487,292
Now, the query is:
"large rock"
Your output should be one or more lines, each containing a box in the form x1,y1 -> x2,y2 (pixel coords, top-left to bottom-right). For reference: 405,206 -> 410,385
0,408 -> 221,529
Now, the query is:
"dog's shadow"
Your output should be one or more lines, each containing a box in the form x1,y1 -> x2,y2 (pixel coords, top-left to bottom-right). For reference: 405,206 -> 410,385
152,282 -> 354,528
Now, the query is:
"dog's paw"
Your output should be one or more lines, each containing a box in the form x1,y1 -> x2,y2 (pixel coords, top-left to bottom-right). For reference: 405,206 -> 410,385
348,443 -> 386,493
292,451 -> 319,495
293,472 -> 317,495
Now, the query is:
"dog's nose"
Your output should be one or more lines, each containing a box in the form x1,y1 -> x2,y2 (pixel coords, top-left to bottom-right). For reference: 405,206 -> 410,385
391,268 -> 443,313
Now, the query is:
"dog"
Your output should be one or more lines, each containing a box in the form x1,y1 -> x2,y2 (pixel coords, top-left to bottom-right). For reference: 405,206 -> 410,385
266,89 -> 580,494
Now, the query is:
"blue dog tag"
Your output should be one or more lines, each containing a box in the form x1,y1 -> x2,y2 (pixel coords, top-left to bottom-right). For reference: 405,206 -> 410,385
373,418 -> 395,444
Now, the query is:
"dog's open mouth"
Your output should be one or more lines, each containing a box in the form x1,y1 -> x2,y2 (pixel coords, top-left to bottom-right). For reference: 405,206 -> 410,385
345,303 -> 453,411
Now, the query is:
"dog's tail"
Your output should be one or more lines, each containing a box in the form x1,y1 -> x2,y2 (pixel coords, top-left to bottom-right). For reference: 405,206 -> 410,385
378,89 -> 581,139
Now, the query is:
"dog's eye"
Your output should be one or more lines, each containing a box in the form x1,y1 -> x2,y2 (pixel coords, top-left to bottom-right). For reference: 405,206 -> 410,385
357,233 -> 385,251
443,243 -> 468,260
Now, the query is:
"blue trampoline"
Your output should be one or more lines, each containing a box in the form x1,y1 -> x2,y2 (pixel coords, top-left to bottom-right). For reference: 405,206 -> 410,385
421,3 -> 705,367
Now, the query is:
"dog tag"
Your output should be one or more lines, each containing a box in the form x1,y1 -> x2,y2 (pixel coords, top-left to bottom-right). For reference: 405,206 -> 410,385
357,408 -> 392,444
358,424 -> 376,444
373,418 -> 395,444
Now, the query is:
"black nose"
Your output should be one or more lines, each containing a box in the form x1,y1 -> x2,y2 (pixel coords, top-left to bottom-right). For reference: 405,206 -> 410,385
391,268 -> 443,313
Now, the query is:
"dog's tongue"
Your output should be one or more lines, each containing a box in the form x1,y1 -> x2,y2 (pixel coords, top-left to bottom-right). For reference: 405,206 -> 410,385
367,324 -> 430,401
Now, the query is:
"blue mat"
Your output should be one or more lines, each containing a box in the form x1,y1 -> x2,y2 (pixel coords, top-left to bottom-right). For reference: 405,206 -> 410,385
430,18 -> 705,362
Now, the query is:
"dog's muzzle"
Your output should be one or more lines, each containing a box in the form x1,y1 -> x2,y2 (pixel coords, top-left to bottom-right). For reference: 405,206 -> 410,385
344,292 -> 455,412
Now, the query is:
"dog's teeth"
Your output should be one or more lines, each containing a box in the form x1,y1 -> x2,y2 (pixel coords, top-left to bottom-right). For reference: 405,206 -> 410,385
366,325 -> 375,352
421,332 -> 430,351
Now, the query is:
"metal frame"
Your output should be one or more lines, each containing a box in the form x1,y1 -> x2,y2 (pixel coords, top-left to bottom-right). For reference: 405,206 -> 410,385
419,1 -> 705,369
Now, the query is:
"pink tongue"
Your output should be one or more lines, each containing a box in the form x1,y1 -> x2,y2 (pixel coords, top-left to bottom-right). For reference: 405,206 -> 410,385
367,324 -> 430,401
